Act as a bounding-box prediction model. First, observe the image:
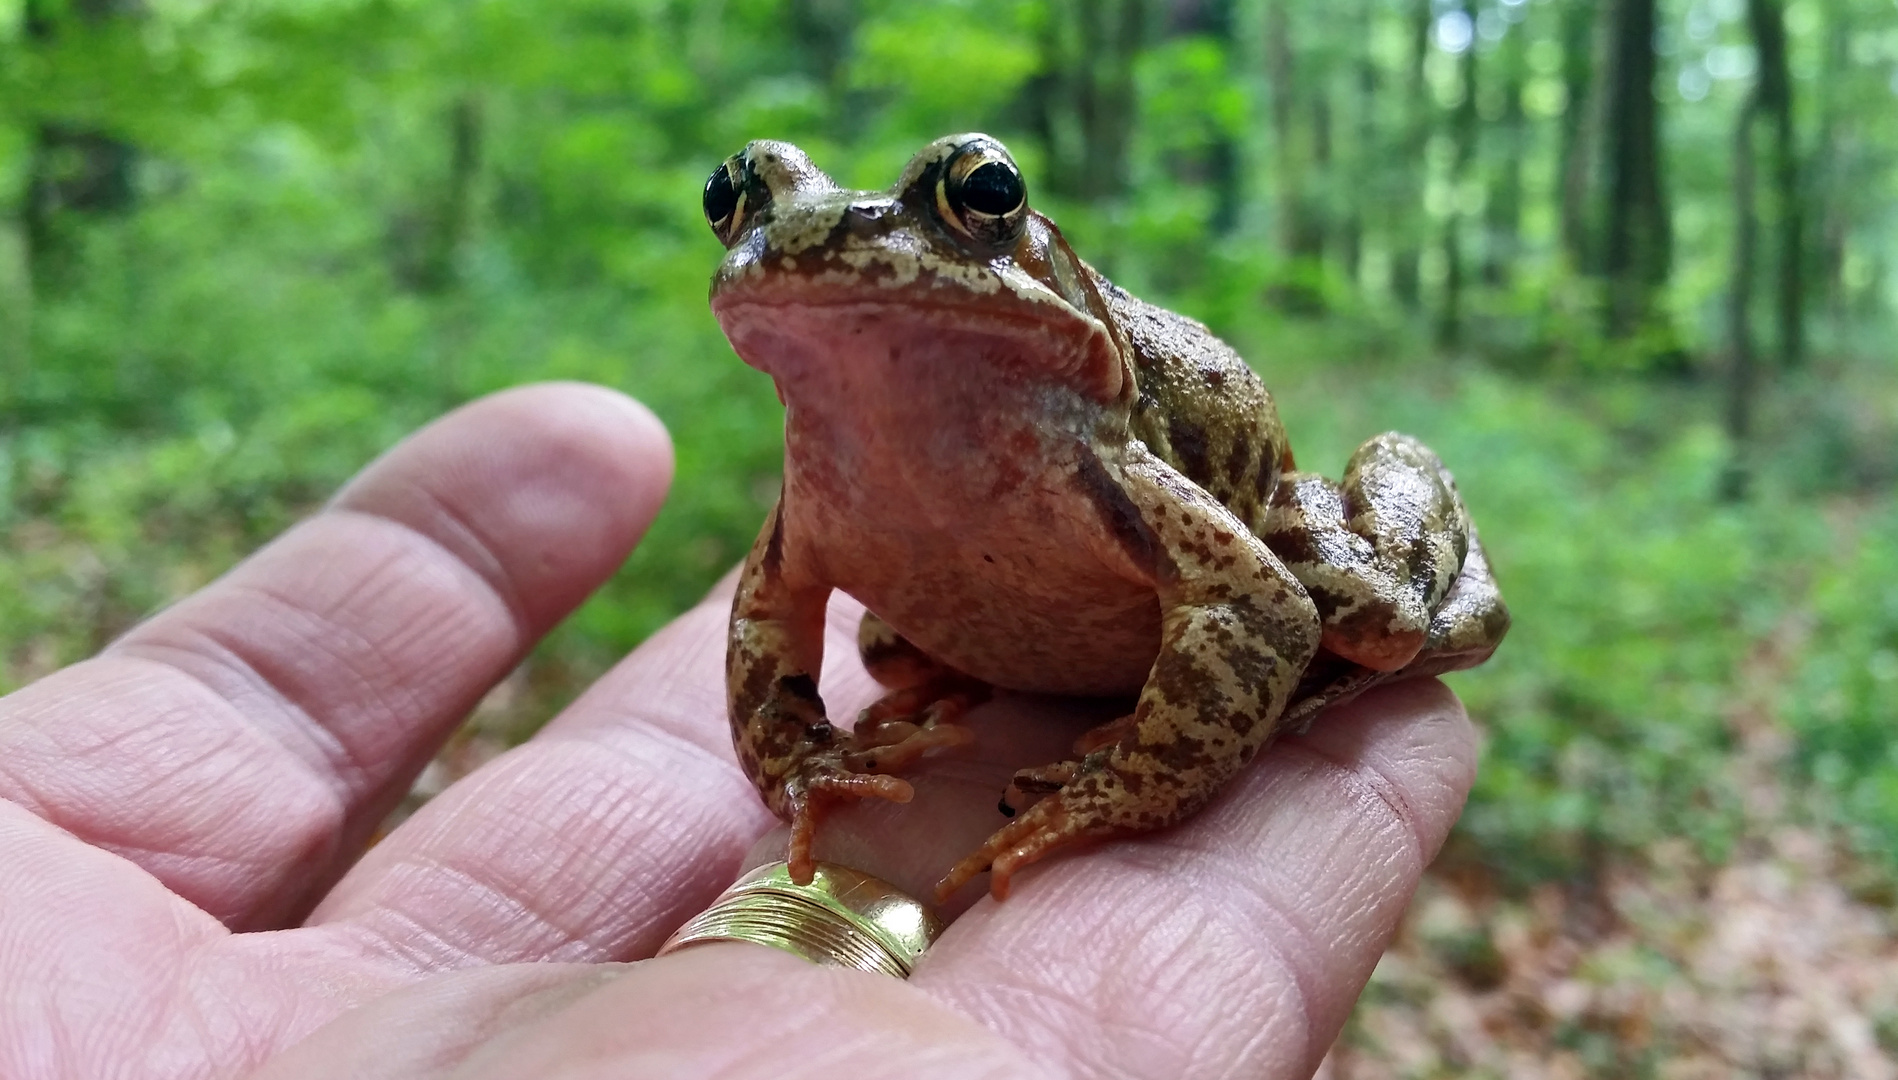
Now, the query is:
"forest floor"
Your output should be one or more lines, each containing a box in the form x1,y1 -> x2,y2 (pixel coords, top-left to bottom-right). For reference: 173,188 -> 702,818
1318,610 -> 1898,1079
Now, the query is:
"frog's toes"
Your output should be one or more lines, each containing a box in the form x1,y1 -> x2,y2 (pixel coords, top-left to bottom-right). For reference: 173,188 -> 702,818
855,678 -> 989,741
784,763 -> 915,884
936,797 -> 1095,902
842,719 -> 973,774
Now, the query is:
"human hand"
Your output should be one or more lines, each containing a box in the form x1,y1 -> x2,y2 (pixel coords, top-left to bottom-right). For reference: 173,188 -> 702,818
0,383 -> 1476,1080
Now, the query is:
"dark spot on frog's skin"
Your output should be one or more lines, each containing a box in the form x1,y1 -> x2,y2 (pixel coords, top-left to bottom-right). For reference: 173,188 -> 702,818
761,501 -> 787,573
1167,417 -> 1211,486
1255,458 -> 1283,510
983,553 -> 995,563
780,672 -> 821,704
1223,440 -> 1251,489
1074,453 -> 1157,575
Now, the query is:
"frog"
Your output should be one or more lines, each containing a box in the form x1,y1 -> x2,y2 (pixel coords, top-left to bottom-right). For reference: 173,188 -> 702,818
702,133 -> 1508,903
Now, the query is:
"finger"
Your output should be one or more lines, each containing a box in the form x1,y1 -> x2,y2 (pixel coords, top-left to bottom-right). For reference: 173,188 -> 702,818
910,680 -> 1477,1080
250,950 -> 1055,1080
302,581 -> 881,967
0,384 -> 672,929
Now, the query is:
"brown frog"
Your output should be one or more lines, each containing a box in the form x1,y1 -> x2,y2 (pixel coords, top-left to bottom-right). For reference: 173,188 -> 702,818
703,133 -> 1508,902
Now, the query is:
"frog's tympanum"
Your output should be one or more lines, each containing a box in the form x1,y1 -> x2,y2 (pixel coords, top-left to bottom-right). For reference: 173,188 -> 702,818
703,134 -> 1508,902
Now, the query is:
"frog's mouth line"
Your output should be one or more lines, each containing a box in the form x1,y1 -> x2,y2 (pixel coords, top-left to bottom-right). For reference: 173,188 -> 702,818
714,297 -> 1125,402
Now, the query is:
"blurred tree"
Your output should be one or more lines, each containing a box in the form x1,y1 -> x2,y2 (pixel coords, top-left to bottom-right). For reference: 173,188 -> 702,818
21,0 -> 142,296
1389,0 -> 1432,308
1482,10 -> 1526,289
1028,0 -> 1150,203
1437,1 -> 1478,348
1744,0 -> 1801,367
1555,0 -> 1597,274
1266,0 -> 1325,264
1599,0 -> 1671,340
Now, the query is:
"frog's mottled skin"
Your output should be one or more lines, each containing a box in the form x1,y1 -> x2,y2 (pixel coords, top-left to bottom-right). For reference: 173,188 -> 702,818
706,134 -> 1508,902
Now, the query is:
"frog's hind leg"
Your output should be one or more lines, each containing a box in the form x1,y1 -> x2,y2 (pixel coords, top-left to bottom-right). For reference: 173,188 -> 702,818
845,612 -> 983,775
1264,432 -> 1471,674
1268,434 -> 1510,728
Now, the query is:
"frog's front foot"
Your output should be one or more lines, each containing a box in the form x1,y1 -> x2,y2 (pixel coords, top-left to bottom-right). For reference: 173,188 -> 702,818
779,754 -> 916,883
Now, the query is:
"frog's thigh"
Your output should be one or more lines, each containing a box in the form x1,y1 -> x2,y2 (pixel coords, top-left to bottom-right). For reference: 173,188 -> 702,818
1278,518 -> 1511,732
939,450 -> 1321,900
1265,433 -> 1469,672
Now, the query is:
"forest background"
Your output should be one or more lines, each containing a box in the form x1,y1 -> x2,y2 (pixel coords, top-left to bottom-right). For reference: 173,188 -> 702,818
5,0 -> 1898,1073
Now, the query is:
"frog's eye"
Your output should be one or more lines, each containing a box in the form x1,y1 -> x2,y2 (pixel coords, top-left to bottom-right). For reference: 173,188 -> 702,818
703,157 -> 749,246
938,144 -> 1027,248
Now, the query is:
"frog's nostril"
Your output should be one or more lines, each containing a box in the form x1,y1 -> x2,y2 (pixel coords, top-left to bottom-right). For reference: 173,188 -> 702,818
846,200 -> 897,228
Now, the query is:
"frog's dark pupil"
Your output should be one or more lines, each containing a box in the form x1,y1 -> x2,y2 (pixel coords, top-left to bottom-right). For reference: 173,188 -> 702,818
703,165 -> 739,225
961,161 -> 1023,216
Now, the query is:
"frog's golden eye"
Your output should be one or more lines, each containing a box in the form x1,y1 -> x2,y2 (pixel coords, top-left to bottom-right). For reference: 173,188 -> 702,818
938,144 -> 1027,248
703,157 -> 748,246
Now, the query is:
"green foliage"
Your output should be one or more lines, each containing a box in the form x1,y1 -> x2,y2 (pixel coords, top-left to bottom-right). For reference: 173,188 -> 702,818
1788,502 -> 1898,864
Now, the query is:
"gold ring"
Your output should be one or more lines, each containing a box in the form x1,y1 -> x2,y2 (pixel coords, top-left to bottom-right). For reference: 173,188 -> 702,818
656,861 -> 943,977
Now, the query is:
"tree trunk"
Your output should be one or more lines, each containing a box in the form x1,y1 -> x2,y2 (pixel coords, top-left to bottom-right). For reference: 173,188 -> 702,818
1039,0 -> 1147,203
1078,0 -> 1145,201
1722,100 -> 1760,502
1265,0 -> 1314,259
1484,23 -> 1526,288
22,0 -> 143,296
1169,0 -> 1240,233
1745,0 -> 1802,366
1388,0 -> 1432,308
1342,0 -> 1377,284
1556,0 -> 1598,274
1437,21 -> 1476,349
1811,0 -> 1848,321
1600,0 -> 1671,338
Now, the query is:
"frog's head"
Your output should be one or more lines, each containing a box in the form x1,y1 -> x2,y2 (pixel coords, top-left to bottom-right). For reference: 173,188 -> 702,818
703,134 -> 1127,404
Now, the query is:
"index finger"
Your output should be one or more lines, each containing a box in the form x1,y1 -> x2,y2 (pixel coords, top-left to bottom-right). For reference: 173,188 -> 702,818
0,383 -> 672,930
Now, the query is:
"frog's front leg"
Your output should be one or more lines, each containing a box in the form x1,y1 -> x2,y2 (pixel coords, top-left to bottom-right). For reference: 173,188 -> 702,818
728,499 -> 913,884
936,448 -> 1322,901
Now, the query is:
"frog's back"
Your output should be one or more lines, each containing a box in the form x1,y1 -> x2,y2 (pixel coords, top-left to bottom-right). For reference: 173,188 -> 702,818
1101,282 -> 1291,536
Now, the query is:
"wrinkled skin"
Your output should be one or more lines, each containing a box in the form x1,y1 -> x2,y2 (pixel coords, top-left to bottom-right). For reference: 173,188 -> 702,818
708,134 -> 1510,901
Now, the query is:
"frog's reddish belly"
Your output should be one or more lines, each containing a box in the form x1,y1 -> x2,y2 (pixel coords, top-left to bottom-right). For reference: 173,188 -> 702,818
788,456 -> 1162,696
740,303 -> 1162,696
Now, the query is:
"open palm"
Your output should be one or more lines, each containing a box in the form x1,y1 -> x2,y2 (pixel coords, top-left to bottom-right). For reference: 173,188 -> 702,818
0,383 -> 1475,1080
